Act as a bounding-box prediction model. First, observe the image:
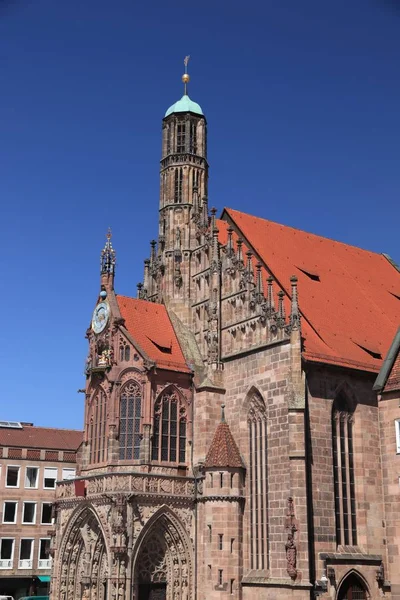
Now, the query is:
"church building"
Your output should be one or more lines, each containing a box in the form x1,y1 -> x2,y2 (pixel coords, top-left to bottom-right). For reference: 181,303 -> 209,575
50,63 -> 400,600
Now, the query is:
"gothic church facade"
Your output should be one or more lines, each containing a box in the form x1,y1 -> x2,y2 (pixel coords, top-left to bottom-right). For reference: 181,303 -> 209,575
50,72 -> 400,600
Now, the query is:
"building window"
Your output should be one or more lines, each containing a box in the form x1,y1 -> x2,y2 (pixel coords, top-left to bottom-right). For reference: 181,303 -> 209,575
0,538 -> 14,569
207,524 -> 212,542
174,168 -> 183,203
43,467 -> 57,489
22,502 -> 37,524
151,389 -> 187,463
166,125 -> 171,155
332,395 -> 357,546
248,391 -> 269,570
230,538 -> 234,553
119,343 -> 130,362
19,539 -> 33,569
190,121 -> 197,154
177,121 -> 186,153
218,534 -> 223,550
38,538 -> 51,569
230,579 -> 235,594
89,388 -> 107,464
25,467 -> 39,489
41,503 -> 53,525
220,472 -> 224,488
3,501 -> 17,524
218,569 -> 223,586
395,419 -> 400,454
119,380 -> 142,460
62,469 -> 76,480
6,465 -> 20,488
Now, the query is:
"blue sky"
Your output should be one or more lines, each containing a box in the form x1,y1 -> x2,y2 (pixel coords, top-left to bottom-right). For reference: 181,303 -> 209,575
1,0 -> 399,429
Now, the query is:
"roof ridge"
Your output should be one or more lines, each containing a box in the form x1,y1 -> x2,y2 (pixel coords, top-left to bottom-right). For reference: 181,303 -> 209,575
225,207 -> 388,258
116,294 -> 164,307
1,424 -> 83,432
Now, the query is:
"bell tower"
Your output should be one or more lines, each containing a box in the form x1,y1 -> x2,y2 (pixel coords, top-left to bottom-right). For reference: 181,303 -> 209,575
144,57 -> 209,325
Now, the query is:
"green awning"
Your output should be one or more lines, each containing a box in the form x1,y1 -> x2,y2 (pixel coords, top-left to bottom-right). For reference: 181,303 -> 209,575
38,575 -> 51,582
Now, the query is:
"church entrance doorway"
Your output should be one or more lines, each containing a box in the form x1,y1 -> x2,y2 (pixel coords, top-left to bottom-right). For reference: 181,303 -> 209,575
138,583 -> 167,600
133,510 -> 192,600
337,574 -> 368,600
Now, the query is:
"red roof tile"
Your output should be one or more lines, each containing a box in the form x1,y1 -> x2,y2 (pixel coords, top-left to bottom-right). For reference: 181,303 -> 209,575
116,296 -> 190,373
205,421 -> 243,469
222,208 -> 400,372
385,350 -> 400,392
0,425 -> 83,451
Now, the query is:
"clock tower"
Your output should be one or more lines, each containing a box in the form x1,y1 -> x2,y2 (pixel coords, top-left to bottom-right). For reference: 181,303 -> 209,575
142,58 -> 209,327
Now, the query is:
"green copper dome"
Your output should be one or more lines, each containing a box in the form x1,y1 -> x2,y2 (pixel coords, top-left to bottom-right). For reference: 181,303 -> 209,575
165,94 -> 203,118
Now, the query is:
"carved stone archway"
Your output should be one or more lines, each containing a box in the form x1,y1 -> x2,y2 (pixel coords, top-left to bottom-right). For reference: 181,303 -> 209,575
336,571 -> 370,600
58,508 -> 109,600
133,510 -> 192,600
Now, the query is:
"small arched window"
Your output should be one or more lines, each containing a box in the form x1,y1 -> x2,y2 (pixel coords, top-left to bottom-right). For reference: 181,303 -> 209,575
119,342 -> 131,362
332,394 -> 357,546
248,391 -> 268,571
151,389 -> 187,463
89,388 -> 107,464
119,380 -> 142,460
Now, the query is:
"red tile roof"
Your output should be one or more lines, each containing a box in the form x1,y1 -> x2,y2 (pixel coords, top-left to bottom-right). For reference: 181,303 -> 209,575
385,349 -> 400,392
0,425 -> 82,451
116,296 -> 190,373
222,208 -> 400,372
205,420 -> 244,469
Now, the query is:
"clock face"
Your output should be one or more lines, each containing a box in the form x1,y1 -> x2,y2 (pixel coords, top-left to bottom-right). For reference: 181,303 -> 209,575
91,302 -> 109,334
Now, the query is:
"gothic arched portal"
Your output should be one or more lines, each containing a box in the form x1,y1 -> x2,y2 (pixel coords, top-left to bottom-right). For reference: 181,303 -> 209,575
133,509 -> 192,600
58,508 -> 109,600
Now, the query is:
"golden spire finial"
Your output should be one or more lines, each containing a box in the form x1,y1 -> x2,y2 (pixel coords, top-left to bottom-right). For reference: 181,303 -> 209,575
182,55 -> 190,95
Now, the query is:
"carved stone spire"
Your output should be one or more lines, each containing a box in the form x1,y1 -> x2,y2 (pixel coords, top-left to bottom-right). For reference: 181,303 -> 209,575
290,275 -> 300,331
143,259 -> 150,299
100,228 -> 116,290
236,238 -> 244,270
100,228 -> 116,275
277,290 -> 286,328
266,276 -> 275,315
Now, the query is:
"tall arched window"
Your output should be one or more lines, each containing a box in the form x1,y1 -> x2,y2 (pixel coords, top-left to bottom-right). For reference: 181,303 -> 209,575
332,395 -> 357,546
151,389 -> 187,463
89,388 -> 107,464
248,392 -> 268,570
119,380 -> 142,460
174,168 -> 183,203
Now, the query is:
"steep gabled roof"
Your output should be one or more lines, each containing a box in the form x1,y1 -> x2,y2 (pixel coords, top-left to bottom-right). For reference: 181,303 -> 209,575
221,208 -> 400,373
0,425 -> 83,451
374,327 -> 400,393
116,296 -> 191,373
205,417 -> 243,469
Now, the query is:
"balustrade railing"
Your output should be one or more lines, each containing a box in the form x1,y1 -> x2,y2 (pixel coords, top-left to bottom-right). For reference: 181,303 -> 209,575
56,472 -> 196,500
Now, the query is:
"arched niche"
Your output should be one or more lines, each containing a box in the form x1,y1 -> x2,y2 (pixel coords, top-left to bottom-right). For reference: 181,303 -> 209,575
132,507 -> 193,600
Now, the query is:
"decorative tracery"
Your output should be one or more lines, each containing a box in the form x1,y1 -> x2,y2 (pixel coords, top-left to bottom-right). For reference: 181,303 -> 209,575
152,390 -> 187,464
89,388 -> 107,464
119,380 -> 142,460
58,509 -> 108,600
247,390 -> 269,571
134,511 -> 192,600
